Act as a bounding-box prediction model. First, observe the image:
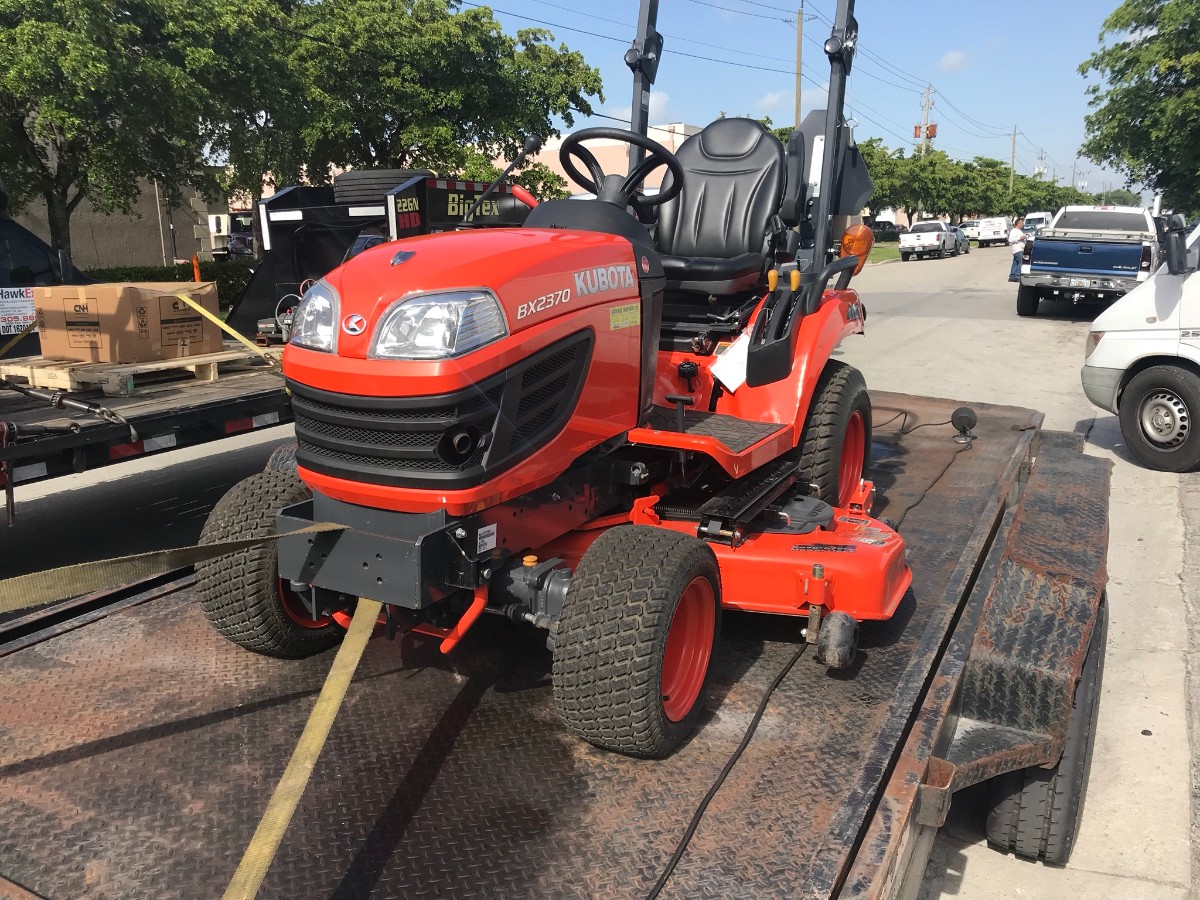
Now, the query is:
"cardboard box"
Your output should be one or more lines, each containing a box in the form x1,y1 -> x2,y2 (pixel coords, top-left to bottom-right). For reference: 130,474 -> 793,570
33,282 -> 223,364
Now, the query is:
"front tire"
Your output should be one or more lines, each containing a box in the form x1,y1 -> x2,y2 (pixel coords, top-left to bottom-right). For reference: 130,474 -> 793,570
986,596 -> 1107,864
901,252 -> 911,262
552,527 -> 721,758
1119,366 -> 1200,472
798,361 -> 872,508
1016,285 -> 1040,317
196,470 -> 343,658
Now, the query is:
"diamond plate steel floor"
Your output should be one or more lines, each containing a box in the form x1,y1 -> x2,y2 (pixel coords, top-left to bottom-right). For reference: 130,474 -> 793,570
0,393 -> 1039,899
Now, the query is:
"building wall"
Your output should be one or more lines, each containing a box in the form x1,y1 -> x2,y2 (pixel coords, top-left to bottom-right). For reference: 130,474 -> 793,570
13,181 -> 228,270
532,123 -> 702,195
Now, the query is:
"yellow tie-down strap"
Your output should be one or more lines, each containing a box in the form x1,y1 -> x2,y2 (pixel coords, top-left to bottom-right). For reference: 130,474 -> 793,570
172,292 -> 283,369
0,522 -> 345,615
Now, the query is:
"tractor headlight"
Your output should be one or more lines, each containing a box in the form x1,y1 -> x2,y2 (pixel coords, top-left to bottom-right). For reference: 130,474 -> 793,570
289,279 -> 340,353
371,290 -> 508,360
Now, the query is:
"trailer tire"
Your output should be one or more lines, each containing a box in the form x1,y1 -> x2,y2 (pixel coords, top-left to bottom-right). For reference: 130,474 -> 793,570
552,526 -> 721,758
798,361 -> 872,508
1118,366 -> 1200,472
264,441 -> 298,474
985,594 -> 1107,865
196,471 -> 343,659
1016,285 -> 1040,317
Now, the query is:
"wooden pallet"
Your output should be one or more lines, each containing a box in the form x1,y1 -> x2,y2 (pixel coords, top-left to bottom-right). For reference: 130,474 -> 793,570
0,345 -> 276,397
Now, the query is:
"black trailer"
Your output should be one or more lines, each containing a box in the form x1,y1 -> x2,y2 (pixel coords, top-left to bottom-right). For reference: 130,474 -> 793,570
0,393 -> 1109,898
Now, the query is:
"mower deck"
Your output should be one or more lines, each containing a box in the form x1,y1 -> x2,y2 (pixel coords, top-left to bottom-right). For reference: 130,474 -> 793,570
0,393 -> 1041,898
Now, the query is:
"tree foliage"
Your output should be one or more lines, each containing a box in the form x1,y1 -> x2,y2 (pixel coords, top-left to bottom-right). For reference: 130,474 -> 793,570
0,0 -> 601,252
1079,0 -> 1200,213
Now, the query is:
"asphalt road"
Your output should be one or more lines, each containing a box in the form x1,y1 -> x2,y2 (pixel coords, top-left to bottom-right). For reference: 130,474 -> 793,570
1,245 -> 1193,897
843,246 -> 1197,900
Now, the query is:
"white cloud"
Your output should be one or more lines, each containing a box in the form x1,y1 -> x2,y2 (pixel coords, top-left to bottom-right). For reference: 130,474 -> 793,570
608,90 -> 671,124
754,90 -> 789,112
939,50 -> 968,72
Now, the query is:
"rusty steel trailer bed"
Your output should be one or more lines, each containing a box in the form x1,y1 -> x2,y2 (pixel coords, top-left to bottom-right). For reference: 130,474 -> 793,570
0,392 -> 1108,899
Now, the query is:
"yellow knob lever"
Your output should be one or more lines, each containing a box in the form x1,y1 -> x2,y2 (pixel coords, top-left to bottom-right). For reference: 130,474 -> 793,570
790,269 -> 801,291
767,270 -> 779,292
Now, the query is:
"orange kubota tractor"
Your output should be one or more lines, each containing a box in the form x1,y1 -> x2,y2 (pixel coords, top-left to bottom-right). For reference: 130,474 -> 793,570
196,0 -> 908,758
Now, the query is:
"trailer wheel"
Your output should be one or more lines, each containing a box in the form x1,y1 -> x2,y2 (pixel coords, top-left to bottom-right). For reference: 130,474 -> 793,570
1016,285 -> 1040,317
798,361 -> 872,508
196,470 -> 342,659
1118,366 -> 1200,472
552,526 -> 721,758
264,441 -> 298,474
985,594 -> 1107,865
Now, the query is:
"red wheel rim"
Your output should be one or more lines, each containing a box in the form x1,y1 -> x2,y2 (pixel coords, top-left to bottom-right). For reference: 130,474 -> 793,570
661,576 -> 717,722
838,410 -> 866,508
278,579 -> 333,629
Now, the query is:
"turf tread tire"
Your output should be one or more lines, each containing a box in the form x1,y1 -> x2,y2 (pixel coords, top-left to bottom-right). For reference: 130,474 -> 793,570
797,361 -> 872,505
196,470 -> 342,659
552,526 -> 721,758
985,596 -> 1107,864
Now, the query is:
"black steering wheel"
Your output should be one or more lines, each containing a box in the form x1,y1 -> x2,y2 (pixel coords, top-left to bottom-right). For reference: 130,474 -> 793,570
559,127 -> 685,209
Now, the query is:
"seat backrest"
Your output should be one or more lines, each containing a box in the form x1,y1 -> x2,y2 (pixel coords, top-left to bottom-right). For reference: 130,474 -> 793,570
655,118 -> 786,259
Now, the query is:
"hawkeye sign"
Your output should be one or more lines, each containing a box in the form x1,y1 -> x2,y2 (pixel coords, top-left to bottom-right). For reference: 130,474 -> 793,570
0,287 -> 35,336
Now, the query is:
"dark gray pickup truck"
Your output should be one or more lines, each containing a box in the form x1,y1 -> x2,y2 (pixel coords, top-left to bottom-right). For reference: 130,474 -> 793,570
1017,205 -> 1158,317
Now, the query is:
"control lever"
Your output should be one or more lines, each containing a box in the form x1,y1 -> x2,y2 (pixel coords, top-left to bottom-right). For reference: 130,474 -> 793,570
664,394 -> 694,480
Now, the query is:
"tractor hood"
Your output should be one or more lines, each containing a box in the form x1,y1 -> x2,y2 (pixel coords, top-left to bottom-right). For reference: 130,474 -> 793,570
314,228 -> 644,360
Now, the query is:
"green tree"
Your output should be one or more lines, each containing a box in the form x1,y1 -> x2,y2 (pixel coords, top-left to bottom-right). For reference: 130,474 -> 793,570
1079,0 -> 1200,212
0,0 -> 275,254
287,0 -> 602,179
1096,187 -> 1144,206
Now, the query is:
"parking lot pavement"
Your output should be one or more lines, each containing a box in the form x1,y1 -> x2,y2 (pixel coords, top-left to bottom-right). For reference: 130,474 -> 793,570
848,248 -> 1196,899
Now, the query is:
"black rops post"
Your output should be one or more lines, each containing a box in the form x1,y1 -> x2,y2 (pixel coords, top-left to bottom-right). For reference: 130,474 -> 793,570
625,0 -> 663,175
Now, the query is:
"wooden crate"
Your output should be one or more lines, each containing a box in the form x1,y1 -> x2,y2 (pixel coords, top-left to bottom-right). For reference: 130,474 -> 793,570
0,346 -> 274,397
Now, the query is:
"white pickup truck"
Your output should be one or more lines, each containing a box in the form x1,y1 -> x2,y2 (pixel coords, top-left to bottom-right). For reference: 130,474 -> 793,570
899,220 -> 956,260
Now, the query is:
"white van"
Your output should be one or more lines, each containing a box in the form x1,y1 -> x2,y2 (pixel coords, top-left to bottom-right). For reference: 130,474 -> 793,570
1022,210 -> 1054,231
1081,216 -> 1200,471
977,217 -> 1011,247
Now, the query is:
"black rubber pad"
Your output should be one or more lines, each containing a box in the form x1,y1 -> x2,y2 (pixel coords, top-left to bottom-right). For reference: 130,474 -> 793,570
645,407 -> 785,453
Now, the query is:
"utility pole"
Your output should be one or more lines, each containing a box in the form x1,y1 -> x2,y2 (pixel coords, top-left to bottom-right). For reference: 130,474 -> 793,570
1036,147 -> 1046,179
794,1 -> 804,128
1009,125 -> 1017,192
919,83 -> 933,156
1070,158 -> 1077,190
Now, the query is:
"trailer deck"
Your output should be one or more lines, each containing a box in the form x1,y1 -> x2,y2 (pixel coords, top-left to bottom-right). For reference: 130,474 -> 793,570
0,353 -> 289,486
0,393 -> 1067,898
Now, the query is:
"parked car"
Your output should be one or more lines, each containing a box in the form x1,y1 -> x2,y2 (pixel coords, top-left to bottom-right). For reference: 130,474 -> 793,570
1019,205 -> 1160,317
960,220 -> 981,241
1082,215 -> 1200,471
952,227 -> 971,255
977,216 -> 1012,247
871,221 -> 903,242
899,220 -> 957,260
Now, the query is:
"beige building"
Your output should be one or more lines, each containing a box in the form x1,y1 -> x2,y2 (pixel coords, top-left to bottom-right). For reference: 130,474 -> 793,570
534,123 -> 703,194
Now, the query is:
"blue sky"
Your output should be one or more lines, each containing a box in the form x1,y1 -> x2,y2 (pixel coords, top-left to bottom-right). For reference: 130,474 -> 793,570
479,0 -> 1131,192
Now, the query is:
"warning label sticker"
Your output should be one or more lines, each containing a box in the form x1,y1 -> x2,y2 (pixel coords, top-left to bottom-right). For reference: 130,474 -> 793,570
609,302 -> 640,330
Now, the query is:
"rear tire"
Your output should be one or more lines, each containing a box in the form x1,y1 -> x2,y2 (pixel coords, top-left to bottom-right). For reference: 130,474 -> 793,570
798,361 -> 872,507
1017,285 -> 1040,317
333,168 -> 429,204
985,595 -> 1107,864
196,471 -> 342,658
901,252 -> 911,262
552,526 -> 721,758
1118,366 -> 1200,472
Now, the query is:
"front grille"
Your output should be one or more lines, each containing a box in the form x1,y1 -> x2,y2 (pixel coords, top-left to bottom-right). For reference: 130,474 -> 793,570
290,331 -> 594,488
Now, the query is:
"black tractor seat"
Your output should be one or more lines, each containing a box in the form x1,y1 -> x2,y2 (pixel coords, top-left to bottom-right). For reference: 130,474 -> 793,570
660,251 -> 764,294
655,118 -> 786,295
